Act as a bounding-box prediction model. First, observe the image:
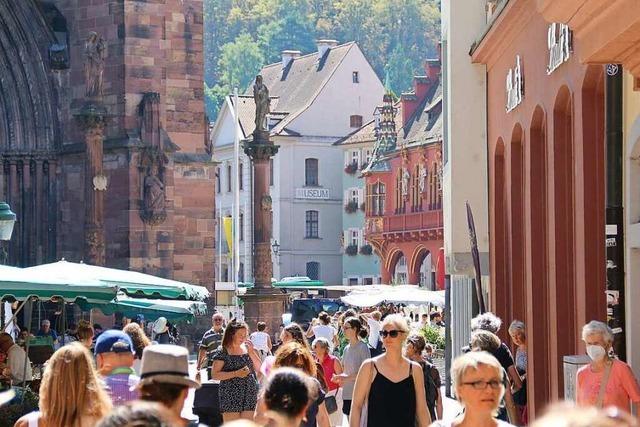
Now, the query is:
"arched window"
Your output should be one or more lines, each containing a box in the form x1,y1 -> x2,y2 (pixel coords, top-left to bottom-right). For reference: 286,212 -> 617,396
305,210 -> 319,238
239,213 -> 244,241
305,158 -> 319,186
306,262 -> 320,280
227,164 -> 232,192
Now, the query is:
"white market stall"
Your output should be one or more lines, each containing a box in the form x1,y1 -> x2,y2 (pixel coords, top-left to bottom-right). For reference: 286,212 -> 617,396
339,285 -> 445,308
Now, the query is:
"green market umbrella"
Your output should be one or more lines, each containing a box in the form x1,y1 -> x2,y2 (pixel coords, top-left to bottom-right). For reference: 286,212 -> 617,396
0,265 -> 117,304
25,260 -> 210,301
96,294 -> 207,322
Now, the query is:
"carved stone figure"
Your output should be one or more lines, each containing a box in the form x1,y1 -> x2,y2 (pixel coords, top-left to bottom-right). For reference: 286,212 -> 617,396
143,163 -> 165,221
419,164 -> 427,193
84,32 -> 106,97
401,168 -> 410,197
253,75 -> 270,132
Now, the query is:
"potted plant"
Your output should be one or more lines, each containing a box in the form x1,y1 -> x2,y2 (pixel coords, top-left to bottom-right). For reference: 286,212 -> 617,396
345,244 -> 358,256
344,200 -> 358,213
359,244 -> 373,255
344,162 -> 358,174
419,324 -> 445,350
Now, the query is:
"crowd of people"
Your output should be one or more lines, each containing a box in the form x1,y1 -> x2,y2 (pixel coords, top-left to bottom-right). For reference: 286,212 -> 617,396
0,305 -> 636,427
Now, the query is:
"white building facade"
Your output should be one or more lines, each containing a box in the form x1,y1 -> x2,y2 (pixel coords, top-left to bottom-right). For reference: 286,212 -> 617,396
211,41 -> 384,285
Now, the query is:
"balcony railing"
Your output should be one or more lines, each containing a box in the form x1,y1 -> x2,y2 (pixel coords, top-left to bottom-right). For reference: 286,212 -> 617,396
366,210 -> 443,235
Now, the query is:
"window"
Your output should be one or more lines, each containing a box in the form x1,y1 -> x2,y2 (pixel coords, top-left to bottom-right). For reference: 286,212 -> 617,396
216,167 -> 221,193
239,262 -> 244,282
227,164 -> 232,192
371,182 -> 386,216
270,159 -> 274,186
351,150 -> 360,168
221,264 -> 229,282
350,228 -> 359,247
352,71 -> 359,83
306,262 -> 320,280
364,149 -> 372,168
305,210 -> 319,238
239,213 -> 244,241
350,115 -> 363,128
348,277 -> 358,286
239,162 -> 243,191
364,277 -> 373,285
305,158 -> 319,186
350,188 -> 359,204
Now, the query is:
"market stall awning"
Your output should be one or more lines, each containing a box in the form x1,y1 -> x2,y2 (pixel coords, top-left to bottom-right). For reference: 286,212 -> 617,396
340,285 -> 445,308
24,260 -> 210,301
0,265 -> 118,304
273,280 -> 325,288
95,294 -> 207,322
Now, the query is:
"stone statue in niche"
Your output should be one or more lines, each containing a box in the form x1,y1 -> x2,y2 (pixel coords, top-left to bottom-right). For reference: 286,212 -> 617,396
401,167 -> 410,197
142,162 -> 166,224
84,32 -> 106,98
419,164 -> 427,193
253,75 -> 270,132
139,146 -> 168,225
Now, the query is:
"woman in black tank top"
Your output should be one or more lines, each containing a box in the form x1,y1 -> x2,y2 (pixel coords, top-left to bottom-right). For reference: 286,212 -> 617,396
348,314 -> 431,427
367,361 -> 416,426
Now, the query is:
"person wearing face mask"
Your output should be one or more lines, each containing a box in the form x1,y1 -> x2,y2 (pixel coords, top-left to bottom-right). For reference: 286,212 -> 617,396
576,320 -> 640,413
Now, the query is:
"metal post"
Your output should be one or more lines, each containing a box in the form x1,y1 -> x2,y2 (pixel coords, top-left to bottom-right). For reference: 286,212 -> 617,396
605,64 -> 626,359
233,88 -> 241,319
444,274 -> 452,397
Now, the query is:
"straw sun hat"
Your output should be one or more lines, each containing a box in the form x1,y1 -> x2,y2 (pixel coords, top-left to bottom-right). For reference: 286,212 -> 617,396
138,344 -> 201,389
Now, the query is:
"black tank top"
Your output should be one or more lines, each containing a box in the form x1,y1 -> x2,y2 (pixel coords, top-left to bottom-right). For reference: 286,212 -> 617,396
367,362 -> 416,427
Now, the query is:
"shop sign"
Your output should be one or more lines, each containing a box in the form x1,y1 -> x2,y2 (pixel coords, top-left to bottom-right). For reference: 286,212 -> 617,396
547,23 -> 572,75
506,55 -> 523,113
295,188 -> 329,199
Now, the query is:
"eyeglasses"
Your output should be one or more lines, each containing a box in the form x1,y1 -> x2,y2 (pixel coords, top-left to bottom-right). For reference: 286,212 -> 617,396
461,380 -> 502,390
343,326 -> 352,330
380,329 -> 404,338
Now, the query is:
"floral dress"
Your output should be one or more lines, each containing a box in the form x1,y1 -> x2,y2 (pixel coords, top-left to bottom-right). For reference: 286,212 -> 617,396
213,348 -> 259,413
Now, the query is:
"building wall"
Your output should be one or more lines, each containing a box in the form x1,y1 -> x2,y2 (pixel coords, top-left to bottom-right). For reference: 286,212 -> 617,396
442,0 -> 489,277
294,46 -> 385,137
274,137 -> 344,284
473,0 -> 607,413
623,71 -> 640,376
341,142 -> 381,285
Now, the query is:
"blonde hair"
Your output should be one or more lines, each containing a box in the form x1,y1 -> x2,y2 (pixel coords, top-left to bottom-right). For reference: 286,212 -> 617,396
123,322 -> 151,358
381,314 -> 410,333
40,342 -> 112,426
451,351 -> 504,409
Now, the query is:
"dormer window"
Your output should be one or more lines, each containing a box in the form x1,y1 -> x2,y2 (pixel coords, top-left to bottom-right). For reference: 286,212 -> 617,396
350,115 -> 363,128
352,71 -> 359,83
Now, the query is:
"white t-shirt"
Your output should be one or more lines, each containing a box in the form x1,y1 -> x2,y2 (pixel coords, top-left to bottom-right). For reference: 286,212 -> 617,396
8,344 -> 32,383
367,318 -> 381,348
312,324 -> 336,343
250,331 -> 270,352
430,420 -> 515,427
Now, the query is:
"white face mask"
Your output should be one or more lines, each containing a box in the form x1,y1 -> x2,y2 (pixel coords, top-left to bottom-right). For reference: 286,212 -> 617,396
586,344 -> 607,361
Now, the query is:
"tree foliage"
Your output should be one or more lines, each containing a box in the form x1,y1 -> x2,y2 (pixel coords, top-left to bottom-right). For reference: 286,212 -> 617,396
204,0 -> 440,119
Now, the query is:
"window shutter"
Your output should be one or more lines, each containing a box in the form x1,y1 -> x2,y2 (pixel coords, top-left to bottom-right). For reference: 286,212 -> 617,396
344,190 -> 349,204
357,150 -> 362,166
344,151 -> 350,167
357,188 -> 364,205
357,229 -> 363,248
343,230 -> 348,248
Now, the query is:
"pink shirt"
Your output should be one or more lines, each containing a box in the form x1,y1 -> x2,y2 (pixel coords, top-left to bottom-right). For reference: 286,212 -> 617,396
576,359 -> 640,412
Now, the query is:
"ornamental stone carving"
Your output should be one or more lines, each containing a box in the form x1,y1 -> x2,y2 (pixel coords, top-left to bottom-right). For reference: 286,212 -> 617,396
84,32 -> 106,98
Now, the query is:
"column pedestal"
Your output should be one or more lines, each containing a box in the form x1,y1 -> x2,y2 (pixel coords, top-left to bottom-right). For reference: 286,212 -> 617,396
75,102 -> 107,265
241,130 -> 285,333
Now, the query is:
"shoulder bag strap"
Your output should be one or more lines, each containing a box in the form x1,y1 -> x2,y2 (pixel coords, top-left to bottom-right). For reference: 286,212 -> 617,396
595,360 -> 613,408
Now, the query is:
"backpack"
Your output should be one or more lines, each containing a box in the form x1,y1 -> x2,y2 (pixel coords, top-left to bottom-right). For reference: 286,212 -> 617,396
421,361 -> 438,412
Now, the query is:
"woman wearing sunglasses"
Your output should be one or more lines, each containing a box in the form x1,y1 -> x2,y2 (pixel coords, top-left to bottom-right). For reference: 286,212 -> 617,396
430,351 -> 515,427
349,314 -> 431,427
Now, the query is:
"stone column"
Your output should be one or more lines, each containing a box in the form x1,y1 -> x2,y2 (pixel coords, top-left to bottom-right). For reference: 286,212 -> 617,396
241,130 -> 288,333
76,103 -> 107,265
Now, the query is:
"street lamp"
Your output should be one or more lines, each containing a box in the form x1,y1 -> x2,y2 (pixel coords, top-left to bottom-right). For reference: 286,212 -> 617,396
271,239 -> 280,258
0,202 -> 16,265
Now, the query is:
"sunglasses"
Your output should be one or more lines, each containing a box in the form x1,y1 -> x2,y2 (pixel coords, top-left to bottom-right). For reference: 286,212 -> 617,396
380,329 -> 404,338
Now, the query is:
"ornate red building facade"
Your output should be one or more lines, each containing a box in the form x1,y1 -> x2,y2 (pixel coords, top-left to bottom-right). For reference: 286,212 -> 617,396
362,62 -> 444,286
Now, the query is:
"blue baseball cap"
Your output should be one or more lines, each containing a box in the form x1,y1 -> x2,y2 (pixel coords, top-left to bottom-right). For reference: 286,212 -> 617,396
94,329 -> 134,355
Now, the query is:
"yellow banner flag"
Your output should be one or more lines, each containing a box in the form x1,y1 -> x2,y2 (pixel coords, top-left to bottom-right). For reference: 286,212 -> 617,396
223,216 -> 233,254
